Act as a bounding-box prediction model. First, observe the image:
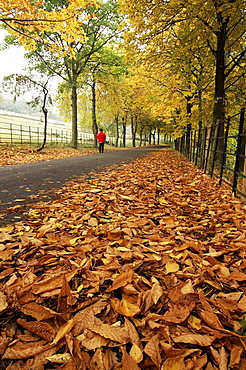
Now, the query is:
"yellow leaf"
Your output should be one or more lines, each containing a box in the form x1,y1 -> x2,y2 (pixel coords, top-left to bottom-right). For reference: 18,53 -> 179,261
47,353 -> 72,363
52,318 -> 77,344
70,237 -> 79,245
188,315 -> 202,330
162,356 -> 185,370
166,261 -> 179,274
0,292 -> 8,313
158,197 -> 168,204
130,343 -> 143,363
111,298 -> 140,317
77,284 -> 84,292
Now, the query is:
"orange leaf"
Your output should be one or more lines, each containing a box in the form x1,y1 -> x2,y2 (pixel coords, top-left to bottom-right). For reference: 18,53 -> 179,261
20,302 -> 58,321
173,334 -> 215,346
52,318 -> 77,344
144,334 -> 161,369
111,297 -> 140,317
107,269 -> 133,292
121,346 -> 141,370
162,356 -> 185,370
17,318 -> 56,342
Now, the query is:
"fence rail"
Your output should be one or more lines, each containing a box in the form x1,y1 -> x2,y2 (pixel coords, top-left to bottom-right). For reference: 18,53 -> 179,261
0,121 -> 95,146
175,108 -> 246,201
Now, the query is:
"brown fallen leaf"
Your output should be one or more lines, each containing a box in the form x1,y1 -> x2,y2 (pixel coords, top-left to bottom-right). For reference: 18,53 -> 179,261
161,356 -> 185,370
20,302 -> 59,321
17,318 -> 56,342
111,297 -> 141,317
173,334 -> 215,346
144,334 -> 161,369
2,148 -> 246,368
121,346 -> 141,370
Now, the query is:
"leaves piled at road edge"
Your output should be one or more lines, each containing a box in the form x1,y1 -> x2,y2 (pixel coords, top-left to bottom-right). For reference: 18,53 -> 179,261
0,145 -> 99,166
1,148 -> 246,369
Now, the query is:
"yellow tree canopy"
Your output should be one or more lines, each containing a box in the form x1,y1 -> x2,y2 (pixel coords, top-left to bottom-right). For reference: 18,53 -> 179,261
1,0 -> 99,55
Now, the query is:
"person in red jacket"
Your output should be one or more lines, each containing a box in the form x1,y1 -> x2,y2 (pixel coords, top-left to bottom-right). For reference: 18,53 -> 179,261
96,128 -> 106,153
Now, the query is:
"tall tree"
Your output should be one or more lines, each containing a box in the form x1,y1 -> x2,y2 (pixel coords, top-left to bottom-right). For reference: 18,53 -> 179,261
22,0 -> 124,148
120,0 -> 246,136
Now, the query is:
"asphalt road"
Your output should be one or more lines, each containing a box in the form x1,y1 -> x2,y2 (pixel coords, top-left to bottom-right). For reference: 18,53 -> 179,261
0,146 -> 167,225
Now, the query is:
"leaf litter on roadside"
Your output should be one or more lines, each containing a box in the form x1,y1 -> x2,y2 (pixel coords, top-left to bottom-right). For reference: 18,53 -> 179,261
1,148 -> 246,369
0,146 -> 99,167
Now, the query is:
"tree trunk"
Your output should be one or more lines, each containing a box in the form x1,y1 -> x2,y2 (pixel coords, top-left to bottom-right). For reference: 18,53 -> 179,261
212,9 -> 228,160
122,116 -> 126,147
213,12 -> 227,126
115,114 -> 119,147
131,113 -> 138,147
91,78 -> 98,148
185,98 -> 192,155
37,85 -> 48,152
144,134 -> 147,145
149,132 -> 151,144
153,128 -> 156,145
139,127 -> 143,146
157,127 -> 160,145
71,85 -> 78,149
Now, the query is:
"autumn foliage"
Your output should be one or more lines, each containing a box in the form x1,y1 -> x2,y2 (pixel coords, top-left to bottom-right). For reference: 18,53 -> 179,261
1,148 -> 246,369
0,0 -> 99,56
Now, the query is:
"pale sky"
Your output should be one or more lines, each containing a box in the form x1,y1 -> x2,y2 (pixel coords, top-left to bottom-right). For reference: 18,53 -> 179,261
0,29 -> 60,100
0,29 -> 28,81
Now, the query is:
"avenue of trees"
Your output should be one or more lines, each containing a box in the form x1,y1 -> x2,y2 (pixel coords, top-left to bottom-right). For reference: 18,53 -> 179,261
0,0 -> 246,149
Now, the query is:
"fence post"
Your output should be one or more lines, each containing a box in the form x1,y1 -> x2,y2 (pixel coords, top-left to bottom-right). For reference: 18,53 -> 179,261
10,123 -> 13,144
219,117 -> 230,185
29,126 -> 32,145
204,125 -> 213,173
232,108 -> 245,196
195,127 -> 201,166
210,120 -> 221,177
200,127 -> 207,170
189,131 -> 193,161
193,130 -> 197,162
241,143 -> 246,203
20,125 -> 23,144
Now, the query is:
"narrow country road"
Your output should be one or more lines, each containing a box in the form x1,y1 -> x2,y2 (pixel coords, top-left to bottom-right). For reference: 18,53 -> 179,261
0,146 -> 167,225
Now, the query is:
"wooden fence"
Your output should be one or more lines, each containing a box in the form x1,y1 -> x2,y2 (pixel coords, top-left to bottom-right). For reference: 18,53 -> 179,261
0,110 -> 106,146
174,108 -> 246,201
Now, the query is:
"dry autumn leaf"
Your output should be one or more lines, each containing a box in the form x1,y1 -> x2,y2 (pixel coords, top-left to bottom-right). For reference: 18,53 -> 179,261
0,292 -> 8,313
111,297 -> 141,317
2,148 -> 246,368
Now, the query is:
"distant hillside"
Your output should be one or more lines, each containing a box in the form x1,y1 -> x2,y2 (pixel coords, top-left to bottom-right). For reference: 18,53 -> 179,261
0,95 -> 61,120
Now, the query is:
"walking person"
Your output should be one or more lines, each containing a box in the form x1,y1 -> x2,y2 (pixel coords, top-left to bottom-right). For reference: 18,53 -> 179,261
96,128 -> 106,153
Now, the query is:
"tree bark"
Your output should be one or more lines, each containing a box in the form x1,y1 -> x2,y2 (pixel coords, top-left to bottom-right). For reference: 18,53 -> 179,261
71,85 -> 78,149
185,98 -> 192,155
212,11 -> 227,126
131,113 -> 138,147
211,8 -> 228,161
115,114 -> 119,147
37,85 -> 48,152
91,78 -> 98,148
122,116 -> 126,147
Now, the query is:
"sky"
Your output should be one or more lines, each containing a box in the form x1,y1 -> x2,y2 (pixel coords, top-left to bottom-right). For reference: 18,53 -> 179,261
0,29 -> 28,82
0,29 -> 60,104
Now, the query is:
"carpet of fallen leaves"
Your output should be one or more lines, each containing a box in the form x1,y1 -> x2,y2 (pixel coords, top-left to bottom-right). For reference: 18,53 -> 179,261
0,145 -> 99,166
1,148 -> 246,370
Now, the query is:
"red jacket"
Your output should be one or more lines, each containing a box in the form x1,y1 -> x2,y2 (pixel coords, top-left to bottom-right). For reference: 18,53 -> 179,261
96,131 -> 106,143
